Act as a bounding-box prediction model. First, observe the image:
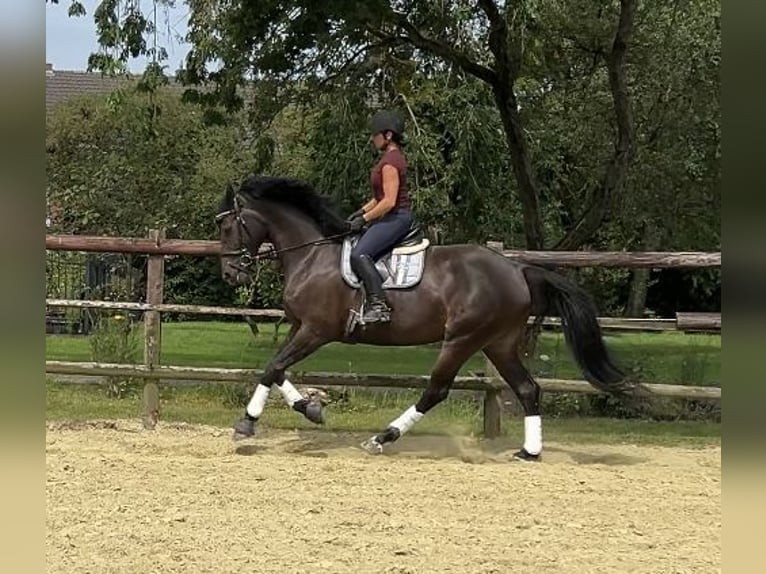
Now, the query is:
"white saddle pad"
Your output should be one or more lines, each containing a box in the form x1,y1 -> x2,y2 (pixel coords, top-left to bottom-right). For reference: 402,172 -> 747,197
340,236 -> 430,290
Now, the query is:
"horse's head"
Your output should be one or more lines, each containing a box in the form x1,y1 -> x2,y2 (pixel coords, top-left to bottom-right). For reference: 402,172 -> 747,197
215,185 -> 269,286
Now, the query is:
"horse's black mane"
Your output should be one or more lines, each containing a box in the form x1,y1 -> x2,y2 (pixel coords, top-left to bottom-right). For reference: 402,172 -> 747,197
219,175 -> 349,238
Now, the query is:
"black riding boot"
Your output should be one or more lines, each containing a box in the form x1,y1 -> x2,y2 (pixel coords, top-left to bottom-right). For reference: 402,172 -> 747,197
352,254 -> 391,324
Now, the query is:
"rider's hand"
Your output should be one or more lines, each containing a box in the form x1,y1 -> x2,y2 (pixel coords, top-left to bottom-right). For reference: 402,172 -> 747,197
347,215 -> 367,232
346,208 -> 364,222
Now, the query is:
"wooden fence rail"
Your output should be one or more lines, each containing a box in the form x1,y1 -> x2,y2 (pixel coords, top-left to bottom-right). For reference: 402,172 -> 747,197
46,234 -> 721,268
44,361 -> 723,400
46,298 -> 723,333
46,235 -> 223,256
45,232 -> 722,436
676,312 -> 722,333
500,250 -> 721,268
45,298 -> 287,318
44,361 -> 722,438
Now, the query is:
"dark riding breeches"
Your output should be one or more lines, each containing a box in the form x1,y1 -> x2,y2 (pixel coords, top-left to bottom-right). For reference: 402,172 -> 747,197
350,210 -> 413,264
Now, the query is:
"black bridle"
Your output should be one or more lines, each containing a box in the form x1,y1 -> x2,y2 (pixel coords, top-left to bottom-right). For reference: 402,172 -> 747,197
215,194 -> 261,274
215,194 -> 352,276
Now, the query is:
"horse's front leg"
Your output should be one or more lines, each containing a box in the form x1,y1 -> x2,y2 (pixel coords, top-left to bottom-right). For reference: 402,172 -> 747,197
233,325 -> 328,440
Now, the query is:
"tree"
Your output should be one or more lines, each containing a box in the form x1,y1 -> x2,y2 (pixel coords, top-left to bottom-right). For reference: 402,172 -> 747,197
46,87 -> 255,238
55,0 -> 642,250
612,0 -> 720,316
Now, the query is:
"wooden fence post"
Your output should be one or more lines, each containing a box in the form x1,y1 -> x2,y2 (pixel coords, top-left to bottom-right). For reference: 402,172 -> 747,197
483,389 -> 503,439
142,228 -> 165,429
485,240 -> 525,418
482,240 -> 509,435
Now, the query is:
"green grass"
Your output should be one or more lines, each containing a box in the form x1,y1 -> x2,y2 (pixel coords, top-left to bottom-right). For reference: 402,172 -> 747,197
45,320 -> 722,447
45,379 -> 720,448
46,320 -> 721,386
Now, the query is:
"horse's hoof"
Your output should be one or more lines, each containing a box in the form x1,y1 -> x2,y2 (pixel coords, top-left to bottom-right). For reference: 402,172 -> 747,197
304,401 -> 324,425
232,418 -> 255,441
512,448 -> 541,462
360,436 -> 384,455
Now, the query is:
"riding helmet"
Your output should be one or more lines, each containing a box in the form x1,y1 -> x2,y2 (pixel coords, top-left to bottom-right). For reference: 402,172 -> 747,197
370,109 -> 405,137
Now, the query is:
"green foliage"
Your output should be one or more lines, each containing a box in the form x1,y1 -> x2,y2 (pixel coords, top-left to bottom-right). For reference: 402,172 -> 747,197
88,313 -> 141,397
218,382 -> 254,410
572,268 -> 633,316
303,92 -> 375,212
614,0 -> 721,253
67,1 -> 86,17
163,257 -> 241,318
299,77 -> 522,245
246,263 -> 286,310
59,0 -> 721,243
46,87 -> 255,240
402,78 -> 521,245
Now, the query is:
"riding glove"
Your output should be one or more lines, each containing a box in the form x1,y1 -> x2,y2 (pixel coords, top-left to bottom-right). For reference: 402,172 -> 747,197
346,208 -> 364,222
347,215 -> 367,232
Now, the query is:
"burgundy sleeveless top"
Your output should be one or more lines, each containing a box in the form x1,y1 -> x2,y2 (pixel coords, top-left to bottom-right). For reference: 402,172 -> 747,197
370,148 -> 410,211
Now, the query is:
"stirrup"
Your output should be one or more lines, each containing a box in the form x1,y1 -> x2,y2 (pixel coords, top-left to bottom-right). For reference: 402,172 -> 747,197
362,300 -> 391,323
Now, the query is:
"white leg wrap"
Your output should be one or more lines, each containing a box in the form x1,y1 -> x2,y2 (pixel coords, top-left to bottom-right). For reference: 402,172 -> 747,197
246,384 -> 271,419
389,405 -> 424,436
277,378 -> 304,407
524,415 -> 542,455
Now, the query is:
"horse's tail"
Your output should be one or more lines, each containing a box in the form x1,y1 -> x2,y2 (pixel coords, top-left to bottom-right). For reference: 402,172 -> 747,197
522,265 -> 629,394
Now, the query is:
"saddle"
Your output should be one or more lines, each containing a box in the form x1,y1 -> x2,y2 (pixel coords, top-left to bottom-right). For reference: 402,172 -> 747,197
340,221 -> 430,290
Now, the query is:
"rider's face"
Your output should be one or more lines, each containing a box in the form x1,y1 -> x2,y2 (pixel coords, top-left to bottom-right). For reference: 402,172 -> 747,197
371,131 -> 388,150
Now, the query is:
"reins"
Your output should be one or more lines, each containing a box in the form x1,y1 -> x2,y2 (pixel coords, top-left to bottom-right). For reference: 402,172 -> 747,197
215,197 -> 352,274
262,231 -> 353,257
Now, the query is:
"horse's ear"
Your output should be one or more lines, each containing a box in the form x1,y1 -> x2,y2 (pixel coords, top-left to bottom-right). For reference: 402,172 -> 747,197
225,181 -> 240,205
218,181 -> 240,214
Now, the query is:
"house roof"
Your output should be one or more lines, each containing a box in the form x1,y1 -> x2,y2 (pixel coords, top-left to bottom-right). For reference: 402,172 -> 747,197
45,63 -> 139,110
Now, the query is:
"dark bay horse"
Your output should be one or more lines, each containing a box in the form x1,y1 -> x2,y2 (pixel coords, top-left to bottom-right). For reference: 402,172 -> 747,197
215,176 -> 629,460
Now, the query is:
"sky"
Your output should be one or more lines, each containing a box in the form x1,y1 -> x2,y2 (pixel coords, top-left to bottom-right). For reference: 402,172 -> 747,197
45,0 -> 191,73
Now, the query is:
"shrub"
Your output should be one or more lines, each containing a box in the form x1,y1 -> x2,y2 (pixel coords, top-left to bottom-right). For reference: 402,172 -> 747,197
88,312 -> 141,398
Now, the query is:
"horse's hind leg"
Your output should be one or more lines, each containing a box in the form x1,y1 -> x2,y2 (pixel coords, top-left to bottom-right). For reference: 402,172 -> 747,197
360,337 -> 481,454
484,337 -> 543,461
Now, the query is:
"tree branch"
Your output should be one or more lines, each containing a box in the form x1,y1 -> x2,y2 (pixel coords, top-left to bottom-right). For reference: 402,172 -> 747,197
315,42 -> 391,88
555,0 -> 637,250
477,0 -> 502,28
390,12 -> 496,84
477,0 -> 508,72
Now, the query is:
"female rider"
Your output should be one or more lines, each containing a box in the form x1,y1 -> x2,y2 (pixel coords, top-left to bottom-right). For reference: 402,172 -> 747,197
346,110 -> 413,324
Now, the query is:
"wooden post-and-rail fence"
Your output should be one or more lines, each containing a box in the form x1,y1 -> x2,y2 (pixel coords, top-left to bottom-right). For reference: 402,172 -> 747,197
45,231 -> 722,437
